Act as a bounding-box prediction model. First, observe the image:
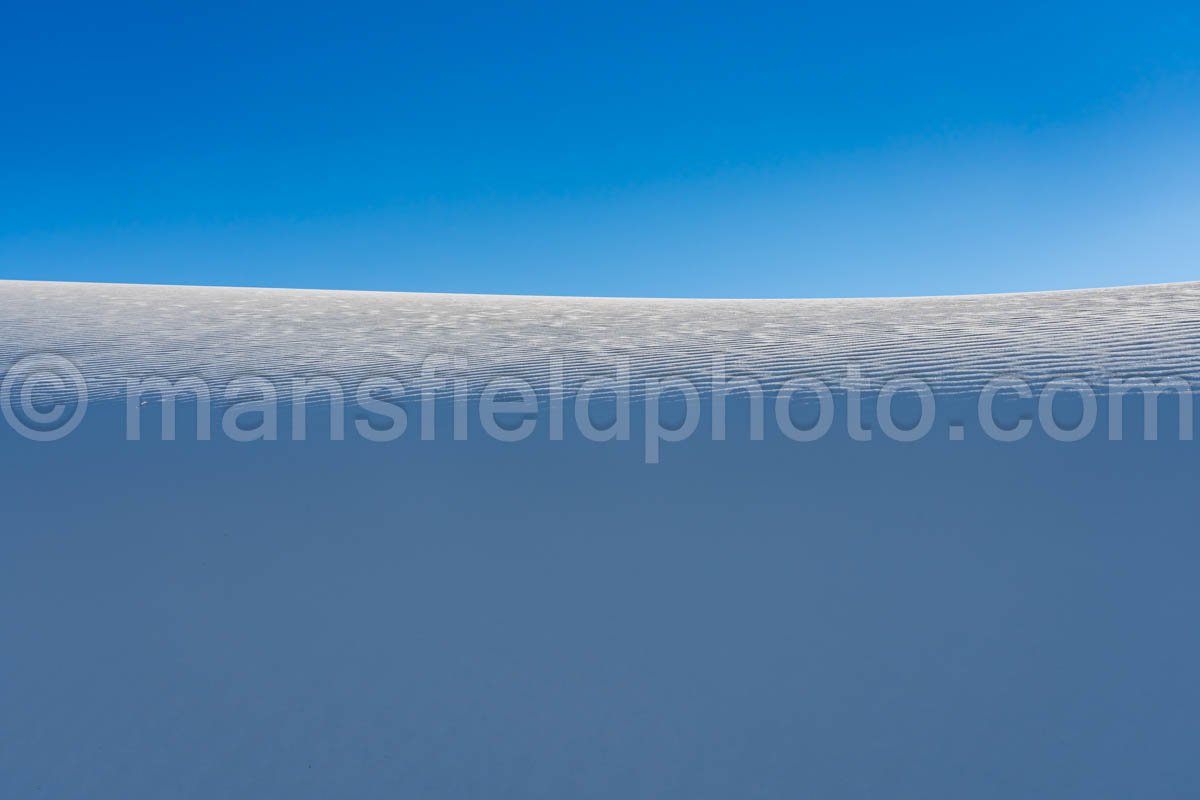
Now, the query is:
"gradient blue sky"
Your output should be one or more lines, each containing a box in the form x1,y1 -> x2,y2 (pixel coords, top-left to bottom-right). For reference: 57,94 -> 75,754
2,2 -> 1198,297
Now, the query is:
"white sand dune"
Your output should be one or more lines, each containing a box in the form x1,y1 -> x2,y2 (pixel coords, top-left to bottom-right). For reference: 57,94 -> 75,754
2,279 -> 1199,799
2,280 -> 1198,399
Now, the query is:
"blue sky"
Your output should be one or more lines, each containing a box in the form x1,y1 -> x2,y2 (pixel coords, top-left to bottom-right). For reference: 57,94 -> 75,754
2,2 -> 1198,297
